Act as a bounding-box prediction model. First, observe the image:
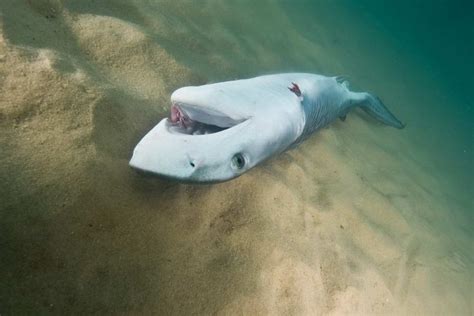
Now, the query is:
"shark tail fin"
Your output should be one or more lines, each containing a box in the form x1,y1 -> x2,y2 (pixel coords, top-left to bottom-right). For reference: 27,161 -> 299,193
356,92 -> 405,129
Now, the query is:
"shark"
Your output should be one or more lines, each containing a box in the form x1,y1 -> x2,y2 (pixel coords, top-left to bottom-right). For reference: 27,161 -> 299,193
129,73 -> 404,182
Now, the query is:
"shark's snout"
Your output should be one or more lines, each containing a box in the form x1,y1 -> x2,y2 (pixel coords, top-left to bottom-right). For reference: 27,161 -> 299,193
129,120 -> 198,179
129,145 -> 199,180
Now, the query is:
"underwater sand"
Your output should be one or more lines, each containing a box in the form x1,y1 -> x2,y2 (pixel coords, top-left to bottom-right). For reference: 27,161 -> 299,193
1,0 -> 472,314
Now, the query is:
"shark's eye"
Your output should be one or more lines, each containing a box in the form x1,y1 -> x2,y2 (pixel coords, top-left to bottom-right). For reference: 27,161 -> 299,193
231,153 -> 246,170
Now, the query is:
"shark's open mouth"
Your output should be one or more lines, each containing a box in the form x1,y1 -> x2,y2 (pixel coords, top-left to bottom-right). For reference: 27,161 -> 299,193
168,102 -> 245,135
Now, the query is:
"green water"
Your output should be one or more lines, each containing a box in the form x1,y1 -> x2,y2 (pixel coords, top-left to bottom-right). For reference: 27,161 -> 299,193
287,0 -> 473,191
0,0 -> 472,314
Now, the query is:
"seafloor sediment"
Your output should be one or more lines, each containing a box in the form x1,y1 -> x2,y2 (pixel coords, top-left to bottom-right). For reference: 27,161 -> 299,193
0,1 -> 472,314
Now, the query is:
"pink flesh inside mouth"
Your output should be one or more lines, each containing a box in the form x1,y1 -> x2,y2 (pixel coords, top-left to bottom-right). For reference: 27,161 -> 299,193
170,103 -> 192,127
168,103 -> 230,135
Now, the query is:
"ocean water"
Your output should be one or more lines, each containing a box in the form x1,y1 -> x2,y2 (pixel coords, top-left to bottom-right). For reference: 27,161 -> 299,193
0,0 -> 472,314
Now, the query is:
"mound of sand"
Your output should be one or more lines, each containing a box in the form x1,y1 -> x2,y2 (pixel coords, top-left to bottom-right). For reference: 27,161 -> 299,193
1,1 -> 472,314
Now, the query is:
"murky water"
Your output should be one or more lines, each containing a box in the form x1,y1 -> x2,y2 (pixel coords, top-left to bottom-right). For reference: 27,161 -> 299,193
1,0 -> 472,314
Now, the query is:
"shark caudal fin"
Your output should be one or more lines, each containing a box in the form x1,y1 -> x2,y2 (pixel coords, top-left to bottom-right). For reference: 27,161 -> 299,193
356,92 -> 405,129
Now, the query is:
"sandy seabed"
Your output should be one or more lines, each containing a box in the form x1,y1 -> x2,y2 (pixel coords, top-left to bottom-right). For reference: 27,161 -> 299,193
1,1 -> 472,315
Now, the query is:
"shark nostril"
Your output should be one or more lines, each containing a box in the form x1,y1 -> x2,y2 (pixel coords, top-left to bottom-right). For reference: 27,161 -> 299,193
190,161 -> 195,168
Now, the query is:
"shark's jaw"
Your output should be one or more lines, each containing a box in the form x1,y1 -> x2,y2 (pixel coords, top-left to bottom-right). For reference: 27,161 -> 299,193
168,101 -> 247,136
